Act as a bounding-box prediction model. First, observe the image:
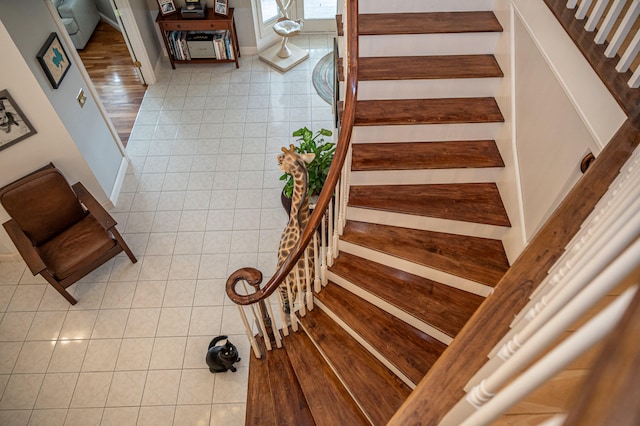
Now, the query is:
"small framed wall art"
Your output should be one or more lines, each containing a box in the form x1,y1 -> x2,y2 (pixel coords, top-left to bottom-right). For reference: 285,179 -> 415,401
36,33 -> 71,89
214,0 -> 229,16
157,0 -> 177,16
0,89 -> 37,151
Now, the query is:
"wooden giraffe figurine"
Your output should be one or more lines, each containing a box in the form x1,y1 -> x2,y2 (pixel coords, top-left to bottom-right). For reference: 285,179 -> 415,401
277,144 -> 315,314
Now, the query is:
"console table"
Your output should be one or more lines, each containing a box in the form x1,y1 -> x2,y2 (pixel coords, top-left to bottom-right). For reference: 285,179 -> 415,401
156,8 -> 241,69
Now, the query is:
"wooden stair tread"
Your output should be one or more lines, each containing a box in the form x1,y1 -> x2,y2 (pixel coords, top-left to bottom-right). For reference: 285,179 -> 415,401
349,183 -> 511,227
353,55 -> 504,81
263,338 -> 315,425
351,141 -> 505,170
246,338 -> 276,426
330,252 -> 485,338
342,221 -> 509,287
300,308 -> 412,425
316,282 -> 447,384
284,327 -> 370,426
354,98 -> 504,126
337,12 -> 503,35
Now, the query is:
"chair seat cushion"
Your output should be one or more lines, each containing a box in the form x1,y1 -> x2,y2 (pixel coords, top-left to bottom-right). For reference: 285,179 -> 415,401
38,215 -> 117,280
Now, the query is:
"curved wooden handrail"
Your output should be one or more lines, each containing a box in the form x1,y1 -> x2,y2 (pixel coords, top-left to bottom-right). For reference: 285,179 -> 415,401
226,2 -> 359,305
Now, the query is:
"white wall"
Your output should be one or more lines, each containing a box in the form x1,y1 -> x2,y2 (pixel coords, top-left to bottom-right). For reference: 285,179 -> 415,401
0,21 -> 106,258
493,0 -> 626,261
0,2 -> 127,258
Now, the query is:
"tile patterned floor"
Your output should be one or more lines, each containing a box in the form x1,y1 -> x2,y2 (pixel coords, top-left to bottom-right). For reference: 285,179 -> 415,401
0,34 -> 334,426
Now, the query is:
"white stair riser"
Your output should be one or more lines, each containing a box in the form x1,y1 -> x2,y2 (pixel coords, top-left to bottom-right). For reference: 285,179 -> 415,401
325,272 -> 454,346
351,123 -> 503,143
359,33 -> 500,57
359,0 -> 495,14
346,207 -> 508,240
339,240 -> 494,297
350,167 -> 502,186
354,78 -> 502,100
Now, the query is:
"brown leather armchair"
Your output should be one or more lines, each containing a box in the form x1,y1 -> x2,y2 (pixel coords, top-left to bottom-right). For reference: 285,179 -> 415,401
0,164 -> 136,304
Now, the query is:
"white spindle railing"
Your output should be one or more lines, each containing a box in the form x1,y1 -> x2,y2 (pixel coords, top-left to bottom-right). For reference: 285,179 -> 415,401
465,144 -> 640,389
568,0 -> 640,87
446,139 -> 640,423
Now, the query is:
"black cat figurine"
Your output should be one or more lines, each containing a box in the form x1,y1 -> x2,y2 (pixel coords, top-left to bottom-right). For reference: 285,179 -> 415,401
206,335 -> 241,373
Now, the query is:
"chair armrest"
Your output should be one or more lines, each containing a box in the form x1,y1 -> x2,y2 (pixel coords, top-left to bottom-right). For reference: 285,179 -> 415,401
2,220 -> 47,275
72,182 -> 117,230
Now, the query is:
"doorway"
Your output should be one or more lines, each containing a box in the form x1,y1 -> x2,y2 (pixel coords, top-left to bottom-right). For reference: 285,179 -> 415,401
78,21 -> 146,146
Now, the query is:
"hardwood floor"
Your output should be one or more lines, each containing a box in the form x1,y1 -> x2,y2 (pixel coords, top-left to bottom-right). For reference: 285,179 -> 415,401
78,21 -> 146,146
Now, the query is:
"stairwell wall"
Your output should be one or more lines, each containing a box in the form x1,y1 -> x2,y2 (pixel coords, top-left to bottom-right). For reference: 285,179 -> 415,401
493,0 -> 626,261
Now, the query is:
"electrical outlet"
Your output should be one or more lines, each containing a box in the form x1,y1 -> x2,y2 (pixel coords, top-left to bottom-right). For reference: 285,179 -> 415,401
76,89 -> 87,108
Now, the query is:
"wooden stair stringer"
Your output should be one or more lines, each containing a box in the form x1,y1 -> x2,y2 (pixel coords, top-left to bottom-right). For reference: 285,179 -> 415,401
298,309 -> 412,425
284,327 -> 370,426
339,240 -> 494,297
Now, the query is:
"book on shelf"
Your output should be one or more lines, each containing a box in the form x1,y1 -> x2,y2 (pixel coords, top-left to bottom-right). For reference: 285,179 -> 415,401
165,29 -> 233,61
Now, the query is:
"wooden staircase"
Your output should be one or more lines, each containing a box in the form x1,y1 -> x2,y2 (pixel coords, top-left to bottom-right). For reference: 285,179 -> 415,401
246,3 -> 511,424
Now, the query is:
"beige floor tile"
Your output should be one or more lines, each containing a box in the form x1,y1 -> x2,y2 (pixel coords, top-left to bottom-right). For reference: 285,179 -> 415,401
34,372 -> 78,409
141,369 -> 181,406
13,341 -> 55,374
177,368 -> 215,405
48,340 -> 88,373
124,308 -> 160,338
91,309 -> 129,339
174,404 -> 211,425
116,338 -> 154,371
106,370 -> 147,407
64,407 -> 103,426
59,310 -> 98,341
0,342 -> 22,374
6,285 -> 46,312
70,372 -> 112,408
101,407 -> 139,426
81,339 -> 121,372
149,336 -> 186,370
26,311 -> 66,341
0,311 -> 35,341
28,408 -> 67,426
131,280 -> 167,308
137,405 -> 175,426
156,307 -> 191,337
162,279 -> 196,307
212,366 -> 248,404
0,373 -> 44,409
189,306 -> 223,337
210,403 -> 246,426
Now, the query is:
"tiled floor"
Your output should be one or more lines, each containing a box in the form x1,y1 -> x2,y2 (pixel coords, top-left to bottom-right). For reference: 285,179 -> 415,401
0,34 -> 334,425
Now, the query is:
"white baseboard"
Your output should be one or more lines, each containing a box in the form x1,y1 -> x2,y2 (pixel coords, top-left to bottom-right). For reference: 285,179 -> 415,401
107,157 -> 129,211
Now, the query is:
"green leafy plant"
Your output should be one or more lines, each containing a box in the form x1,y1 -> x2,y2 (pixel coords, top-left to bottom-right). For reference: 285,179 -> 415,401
280,127 -> 335,199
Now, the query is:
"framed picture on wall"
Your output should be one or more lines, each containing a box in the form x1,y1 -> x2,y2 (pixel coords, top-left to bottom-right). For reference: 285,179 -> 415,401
0,89 -> 37,151
214,0 -> 229,16
157,0 -> 177,16
36,33 -> 71,89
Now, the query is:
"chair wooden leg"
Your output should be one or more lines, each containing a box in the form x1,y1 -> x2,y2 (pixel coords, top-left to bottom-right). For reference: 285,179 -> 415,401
41,272 -> 78,305
111,228 -> 137,264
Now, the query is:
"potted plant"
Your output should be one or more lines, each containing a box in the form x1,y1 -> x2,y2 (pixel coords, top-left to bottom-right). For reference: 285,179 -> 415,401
280,127 -> 334,213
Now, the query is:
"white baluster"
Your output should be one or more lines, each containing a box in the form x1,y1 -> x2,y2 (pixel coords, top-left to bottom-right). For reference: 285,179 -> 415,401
605,0 -> 640,58
287,279 -> 298,332
595,0 -> 625,43
629,65 -> 640,87
616,29 -> 640,72
276,293 -> 289,337
304,248 -> 313,310
327,198 -> 334,266
585,0 -> 611,31
294,266 -> 305,317
238,305 -> 262,358
566,0 -> 579,9
321,212 -> 328,286
454,287 -> 637,426
467,232 -> 640,391
254,304 -> 272,351
265,300 -> 282,348
313,231 -> 321,292
575,0 -> 594,19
